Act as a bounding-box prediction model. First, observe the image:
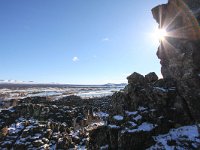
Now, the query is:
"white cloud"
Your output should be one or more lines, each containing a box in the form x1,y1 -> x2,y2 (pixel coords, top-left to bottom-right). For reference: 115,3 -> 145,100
102,37 -> 109,41
72,56 -> 79,62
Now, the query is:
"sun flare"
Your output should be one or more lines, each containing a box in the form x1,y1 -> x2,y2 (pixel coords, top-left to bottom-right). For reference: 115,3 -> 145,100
154,28 -> 168,41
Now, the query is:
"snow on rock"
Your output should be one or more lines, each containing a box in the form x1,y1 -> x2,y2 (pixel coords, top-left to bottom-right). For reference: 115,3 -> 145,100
113,115 -> 124,121
128,122 -> 156,133
8,122 -> 25,135
100,144 -> 109,150
137,122 -> 157,131
8,107 -> 16,113
158,116 -> 164,119
17,117 -> 26,122
153,87 -> 168,92
137,106 -> 147,111
1,140 -> 12,147
70,130 -> 80,137
96,112 -> 109,118
40,144 -> 50,149
31,133 -> 42,140
128,121 -> 137,127
125,111 -> 138,116
108,124 -> 120,129
168,87 -> 176,91
90,121 -> 105,127
148,125 -> 200,150
150,109 -> 156,112
133,115 -> 142,122
76,145 -> 86,150
85,121 -> 106,131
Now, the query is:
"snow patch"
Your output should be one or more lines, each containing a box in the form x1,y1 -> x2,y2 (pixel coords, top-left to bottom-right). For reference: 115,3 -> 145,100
90,121 -> 105,127
128,121 -> 137,127
128,122 -> 156,133
137,122 -> 156,131
8,122 -> 24,135
108,124 -> 120,129
154,87 -> 168,92
125,111 -> 138,116
96,112 -> 109,118
138,106 -> 147,111
100,144 -> 109,149
113,115 -> 124,121
133,115 -> 142,121
148,125 -> 200,150
8,107 -> 16,113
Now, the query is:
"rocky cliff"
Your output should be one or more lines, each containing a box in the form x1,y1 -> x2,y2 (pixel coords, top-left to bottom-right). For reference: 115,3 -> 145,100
152,0 -> 200,122
88,0 -> 200,149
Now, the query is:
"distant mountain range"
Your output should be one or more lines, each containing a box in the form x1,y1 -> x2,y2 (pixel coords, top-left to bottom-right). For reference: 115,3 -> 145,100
103,83 -> 127,87
0,80 -> 37,84
0,80 -> 127,87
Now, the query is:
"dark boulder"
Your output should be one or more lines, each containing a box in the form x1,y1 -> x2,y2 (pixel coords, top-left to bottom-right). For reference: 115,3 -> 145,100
145,72 -> 158,83
127,72 -> 145,85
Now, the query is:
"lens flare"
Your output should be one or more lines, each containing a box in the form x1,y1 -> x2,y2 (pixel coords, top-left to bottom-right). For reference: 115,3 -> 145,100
155,28 -> 167,41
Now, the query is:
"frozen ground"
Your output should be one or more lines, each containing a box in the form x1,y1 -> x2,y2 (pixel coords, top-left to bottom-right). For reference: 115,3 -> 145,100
0,84 -> 124,109
148,125 -> 200,149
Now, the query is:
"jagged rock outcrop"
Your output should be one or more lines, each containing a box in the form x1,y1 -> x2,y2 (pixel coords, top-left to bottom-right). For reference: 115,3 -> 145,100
145,72 -> 158,83
0,95 -> 112,149
111,72 -> 189,124
87,71 -> 193,149
86,0 -> 200,149
152,0 -> 200,122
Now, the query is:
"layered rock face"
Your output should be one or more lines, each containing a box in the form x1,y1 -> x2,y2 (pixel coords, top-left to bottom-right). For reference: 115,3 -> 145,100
152,0 -> 200,122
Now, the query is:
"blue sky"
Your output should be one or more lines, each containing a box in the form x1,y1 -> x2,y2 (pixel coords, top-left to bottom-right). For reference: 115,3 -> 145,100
0,0 -> 167,84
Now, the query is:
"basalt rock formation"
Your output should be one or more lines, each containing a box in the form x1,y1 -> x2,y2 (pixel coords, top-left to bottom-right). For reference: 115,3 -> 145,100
87,0 -> 200,149
0,96 -> 112,149
152,0 -> 200,122
93,72 -> 193,149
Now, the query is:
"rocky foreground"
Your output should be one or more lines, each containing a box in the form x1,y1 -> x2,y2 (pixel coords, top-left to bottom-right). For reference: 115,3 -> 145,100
88,72 -> 200,149
1,0 -> 200,149
0,96 -> 112,149
0,72 -> 200,149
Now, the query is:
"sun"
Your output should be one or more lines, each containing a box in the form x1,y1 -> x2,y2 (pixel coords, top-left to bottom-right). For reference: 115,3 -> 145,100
150,28 -> 168,43
154,28 -> 168,41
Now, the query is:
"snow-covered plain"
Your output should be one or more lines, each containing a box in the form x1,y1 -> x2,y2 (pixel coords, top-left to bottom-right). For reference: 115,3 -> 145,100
0,85 -> 123,108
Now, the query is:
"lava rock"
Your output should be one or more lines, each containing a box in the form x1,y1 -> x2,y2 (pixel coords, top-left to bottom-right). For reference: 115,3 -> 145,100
127,72 -> 145,85
145,72 -> 158,83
